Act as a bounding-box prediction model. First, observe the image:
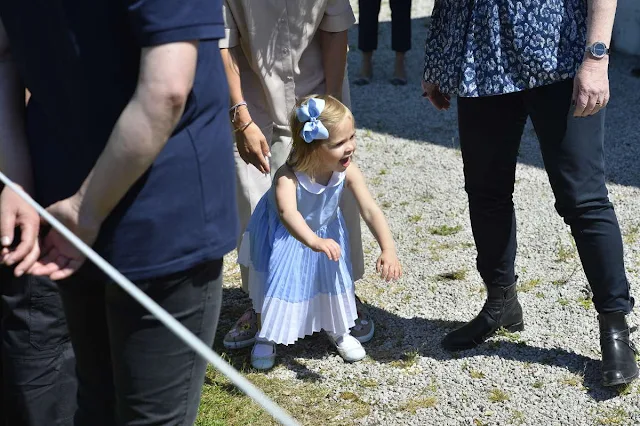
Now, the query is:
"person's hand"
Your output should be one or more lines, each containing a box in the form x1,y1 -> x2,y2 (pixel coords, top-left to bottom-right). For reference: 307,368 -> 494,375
311,237 -> 341,261
376,249 -> 402,282
236,122 -> 271,174
422,81 -> 451,111
0,185 -> 41,277
572,57 -> 609,117
29,194 -> 101,280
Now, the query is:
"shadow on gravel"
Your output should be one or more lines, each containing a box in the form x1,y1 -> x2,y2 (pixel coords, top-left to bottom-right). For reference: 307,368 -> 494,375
214,289 -> 625,402
348,18 -> 640,188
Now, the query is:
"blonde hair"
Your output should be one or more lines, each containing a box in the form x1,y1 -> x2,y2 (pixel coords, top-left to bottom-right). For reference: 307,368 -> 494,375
286,94 -> 353,176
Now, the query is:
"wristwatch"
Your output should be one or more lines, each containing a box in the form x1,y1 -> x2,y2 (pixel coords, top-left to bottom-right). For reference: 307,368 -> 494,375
586,41 -> 610,59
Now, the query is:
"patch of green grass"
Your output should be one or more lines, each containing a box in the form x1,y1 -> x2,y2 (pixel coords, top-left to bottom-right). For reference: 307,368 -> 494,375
400,396 -> 437,414
596,407 -> 630,425
532,380 -> 544,389
535,292 -> 545,299
556,239 -> 576,262
419,193 -> 434,203
429,225 -> 462,236
519,278 -> 541,293
381,201 -> 392,209
488,388 -> 510,403
624,224 -> 640,245
378,169 -> 387,175
436,269 -> 467,281
552,278 -> 568,286
399,201 -> 409,207
557,298 -> 570,306
510,410 -> 525,425
197,368 -> 369,426
469,369 -> 485,379
390,349 -> 419,369
577,296 -> 594,310
495,328 -> 523,344
339,391 -> 359,401
560,375 -> 583,388
370,176 -> 382,186
488,340 -> 502,350
358,379 -> 379,388
617,382 -> 635,396
409,214 -> 422,223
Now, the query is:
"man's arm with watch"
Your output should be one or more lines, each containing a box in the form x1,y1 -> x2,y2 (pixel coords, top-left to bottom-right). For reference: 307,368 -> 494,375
573,0 -> 617,117
220,48 -> 271,174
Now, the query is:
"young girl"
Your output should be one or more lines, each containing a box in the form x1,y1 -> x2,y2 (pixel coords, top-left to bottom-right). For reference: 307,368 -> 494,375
237,95 -> 402,370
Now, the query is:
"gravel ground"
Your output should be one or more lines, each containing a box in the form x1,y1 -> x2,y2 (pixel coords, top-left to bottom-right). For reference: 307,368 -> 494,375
217,2 -> 640,424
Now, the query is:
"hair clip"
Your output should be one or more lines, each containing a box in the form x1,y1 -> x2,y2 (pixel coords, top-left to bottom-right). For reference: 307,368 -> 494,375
296,98 -> 329,143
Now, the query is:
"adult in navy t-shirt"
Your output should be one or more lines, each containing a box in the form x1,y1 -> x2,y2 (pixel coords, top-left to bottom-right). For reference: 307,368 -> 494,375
0,0 -> 237,424
1,1 -> 237,279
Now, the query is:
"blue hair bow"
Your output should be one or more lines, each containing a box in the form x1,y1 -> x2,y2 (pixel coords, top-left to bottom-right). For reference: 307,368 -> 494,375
296,98 -> 329,143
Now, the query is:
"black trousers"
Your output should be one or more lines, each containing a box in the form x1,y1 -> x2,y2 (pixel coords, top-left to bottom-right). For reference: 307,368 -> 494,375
0,268 -> 77,426
358,0 -> 411,53
458,79 -> 632,314
58,259 -> 223,426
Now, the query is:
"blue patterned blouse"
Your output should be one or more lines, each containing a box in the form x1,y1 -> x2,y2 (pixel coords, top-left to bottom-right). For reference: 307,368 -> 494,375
423,0 -> 588,97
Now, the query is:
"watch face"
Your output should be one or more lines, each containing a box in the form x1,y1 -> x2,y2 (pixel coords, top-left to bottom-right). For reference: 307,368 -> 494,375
592,42 -> 607,57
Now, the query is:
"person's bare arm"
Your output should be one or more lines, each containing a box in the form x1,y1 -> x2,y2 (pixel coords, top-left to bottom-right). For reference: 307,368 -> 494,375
220,48 -> 270,173
319,29 -> 348,99
573,0 -> 617,117
346,163 -> 401,281
77,41 -> 198,225
274,167 -> 341,261
29,41 -> 202,279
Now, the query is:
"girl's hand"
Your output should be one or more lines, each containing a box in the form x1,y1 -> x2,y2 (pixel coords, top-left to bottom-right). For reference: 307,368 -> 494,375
311,237 -> 341,261
376,249 -> 402,282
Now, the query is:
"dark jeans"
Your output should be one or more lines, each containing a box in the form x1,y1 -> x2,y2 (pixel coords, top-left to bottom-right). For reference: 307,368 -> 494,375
58,259 -> 223,426
458,79 -> 632,314
0,268 -> 77,426
358,0 -> 411,53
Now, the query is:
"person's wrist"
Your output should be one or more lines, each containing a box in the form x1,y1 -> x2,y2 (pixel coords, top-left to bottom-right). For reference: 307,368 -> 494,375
234,107 -> 252,124
72,192 -> 104,232
381,247 -> 397,255
581,54 -> 609,69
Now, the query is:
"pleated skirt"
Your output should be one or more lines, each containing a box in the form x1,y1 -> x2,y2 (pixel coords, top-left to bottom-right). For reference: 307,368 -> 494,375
237,196 -> 357,345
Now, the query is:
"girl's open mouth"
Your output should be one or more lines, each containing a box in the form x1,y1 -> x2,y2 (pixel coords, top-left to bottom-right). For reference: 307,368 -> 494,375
340,156 -> 351,167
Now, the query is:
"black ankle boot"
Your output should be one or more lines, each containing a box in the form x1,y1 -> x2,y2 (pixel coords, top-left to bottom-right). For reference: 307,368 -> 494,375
442,282 -> 523,351
599,312 -> 639,387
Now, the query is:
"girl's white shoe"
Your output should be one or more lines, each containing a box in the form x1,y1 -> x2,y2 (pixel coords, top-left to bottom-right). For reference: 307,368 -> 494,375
251,339 -> 276,370
327,332 -> 366,362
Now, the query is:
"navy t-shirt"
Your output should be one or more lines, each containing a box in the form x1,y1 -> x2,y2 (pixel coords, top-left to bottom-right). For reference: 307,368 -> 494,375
0,0 -> 238,280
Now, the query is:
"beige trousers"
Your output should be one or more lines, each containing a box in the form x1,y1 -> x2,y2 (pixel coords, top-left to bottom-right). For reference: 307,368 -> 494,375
235,126 -> 364,292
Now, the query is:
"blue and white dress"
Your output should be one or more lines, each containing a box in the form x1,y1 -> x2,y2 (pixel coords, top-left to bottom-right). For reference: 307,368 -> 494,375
237,170 -> 357,345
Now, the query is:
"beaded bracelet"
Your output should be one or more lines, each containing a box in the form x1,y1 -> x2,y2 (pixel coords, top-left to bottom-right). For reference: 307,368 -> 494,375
229,101 -> 248,123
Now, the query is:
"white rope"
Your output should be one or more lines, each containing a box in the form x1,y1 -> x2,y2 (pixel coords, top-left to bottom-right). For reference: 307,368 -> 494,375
0,171 -> 299,426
